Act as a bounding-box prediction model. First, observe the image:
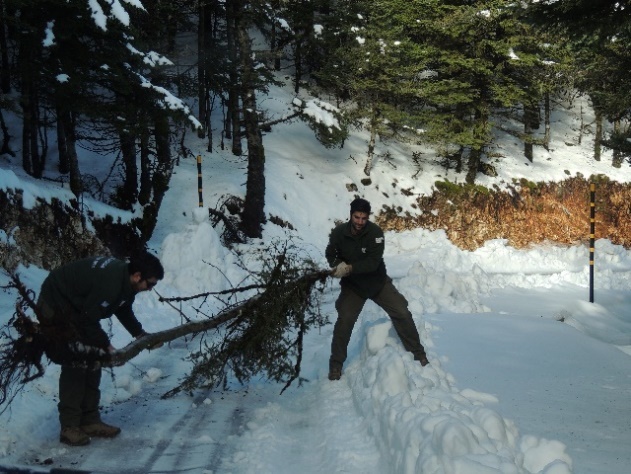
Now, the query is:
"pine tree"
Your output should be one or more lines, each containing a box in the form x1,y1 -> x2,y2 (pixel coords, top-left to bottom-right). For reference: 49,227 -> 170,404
315,0 -> 565,182
527,0 -> 631,161
316,0 -> 432,179
6,0 -> 200,240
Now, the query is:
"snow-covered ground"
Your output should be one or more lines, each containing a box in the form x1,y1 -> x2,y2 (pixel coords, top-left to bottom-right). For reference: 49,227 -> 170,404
1,76 -> 631,474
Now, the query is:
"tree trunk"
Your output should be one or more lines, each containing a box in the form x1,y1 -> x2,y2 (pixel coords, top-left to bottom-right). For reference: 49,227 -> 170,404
466,110 -> 487,185
466,147 -> 481,185
56,107 -> 81,196
612,120 -> 622,168
452,147 -> 463,174
18,16 -> 44,178
594,108 -> 602,161
0,1 -> 10,94
364,117 -> 377,177
237,12 -> 266,239
0,108 -> 14,156
523,102 -> 538,162
272,22 -> 281,71
119,130 -> 138,209
56,107 -> 69,174
138,124 -> 152,205
543,93 -> 551,151
226,0 -> 242,156
141,112 -> 172,241
294,31 -> 302,94
19,65 -> 36,177
197,1 -> 207,139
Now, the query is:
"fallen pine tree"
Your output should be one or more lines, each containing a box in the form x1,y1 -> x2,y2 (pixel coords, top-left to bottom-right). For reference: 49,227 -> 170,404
0,245 -> 331,411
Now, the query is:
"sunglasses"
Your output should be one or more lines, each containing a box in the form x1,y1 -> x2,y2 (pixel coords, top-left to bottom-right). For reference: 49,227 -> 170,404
145,279 -> 158,289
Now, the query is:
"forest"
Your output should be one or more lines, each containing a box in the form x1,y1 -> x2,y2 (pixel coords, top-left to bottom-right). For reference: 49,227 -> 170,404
1,0 -> 631,250
1,0 -> 631,432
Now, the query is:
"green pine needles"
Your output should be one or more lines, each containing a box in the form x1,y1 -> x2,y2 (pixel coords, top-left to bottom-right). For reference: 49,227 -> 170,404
161,240 -> 330,397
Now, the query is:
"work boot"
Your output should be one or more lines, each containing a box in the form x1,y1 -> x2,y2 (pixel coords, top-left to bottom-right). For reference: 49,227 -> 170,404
60,427 -> 90,446
80,421 -> 121,438
328,367 -> 342,381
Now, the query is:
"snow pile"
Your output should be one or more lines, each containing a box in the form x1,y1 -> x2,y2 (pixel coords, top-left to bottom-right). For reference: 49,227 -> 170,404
346,319 -> 572,474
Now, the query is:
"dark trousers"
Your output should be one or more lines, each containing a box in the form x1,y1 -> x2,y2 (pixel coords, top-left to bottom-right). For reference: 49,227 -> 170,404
58,365 -> 102,428
329,278 -> 426,371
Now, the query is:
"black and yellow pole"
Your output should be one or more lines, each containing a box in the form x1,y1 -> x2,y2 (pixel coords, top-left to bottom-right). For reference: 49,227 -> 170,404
197,155 -> 203,207
589,182 -> 595,303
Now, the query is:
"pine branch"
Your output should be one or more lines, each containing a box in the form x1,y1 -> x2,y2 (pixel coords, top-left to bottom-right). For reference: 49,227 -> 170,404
1,265 -> 332,409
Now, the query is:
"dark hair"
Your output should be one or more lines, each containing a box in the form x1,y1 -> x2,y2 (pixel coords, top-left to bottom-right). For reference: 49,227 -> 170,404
350,198 -> 371,215
128,252 -> 164,280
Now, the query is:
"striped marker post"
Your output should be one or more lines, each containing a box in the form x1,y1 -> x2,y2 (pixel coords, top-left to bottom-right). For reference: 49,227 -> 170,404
589,182 -> 595,303
197,155 -> 203,207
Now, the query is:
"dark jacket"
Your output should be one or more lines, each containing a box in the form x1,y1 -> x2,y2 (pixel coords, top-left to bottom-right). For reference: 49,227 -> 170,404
325,220 -> 388,298
38,256 -> 143,348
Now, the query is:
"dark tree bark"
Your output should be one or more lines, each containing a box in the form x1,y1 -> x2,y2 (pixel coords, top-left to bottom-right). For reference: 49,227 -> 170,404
138,111 -> 172,242
594,108 -> 602,162
197,1 -> 208,139
138,124 -> 152,206
56,108 -> 69,175
55,107 -> 81,196
466,106 -> 489,185
543,93 -> 551,151
523,101 -> 539,162
237,12 -> 266,239
226,0 -> 242,156
0,0 -> 10,93
0,108 -> 13,156
19,55 -> 39,176
612,120 -> 622,168
466,146 -> 482,185
119,129 -> 138,209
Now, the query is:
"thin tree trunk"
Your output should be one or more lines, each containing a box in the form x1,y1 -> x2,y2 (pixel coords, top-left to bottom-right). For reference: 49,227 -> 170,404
272,25 -> 281,71
18,16 -> 44,178
141,112 -> 172,241
237,11 -> 266,239
543,93 -> 551,151
56,107 -> 69,174
364,118 -> 377,177
20,71 -> 36,176
56,107 -> 81,196
578,104 -> 583,146
294,33 -> 302,94
466,110 -> 487,185
523,102 -> 537,162
138,124 -> 152,205
119,130 -> 138,209
466,147 -> 481,185
612,120 -> 622,168
594,109 -> 602,161
0,108 -> 14,156
197,1 -> 207,139
0,0 -> 10,94
452,147 -> 463,174
226,0 -> 242,156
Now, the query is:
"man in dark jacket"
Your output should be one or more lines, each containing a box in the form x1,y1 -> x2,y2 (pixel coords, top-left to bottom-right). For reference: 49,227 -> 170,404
37,253 -> 164,446
325,198 -> 428,381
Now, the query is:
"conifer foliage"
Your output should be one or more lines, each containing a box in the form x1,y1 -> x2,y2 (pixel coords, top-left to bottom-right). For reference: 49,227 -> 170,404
0,243 -> 330,410
160,241 -> 330,396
